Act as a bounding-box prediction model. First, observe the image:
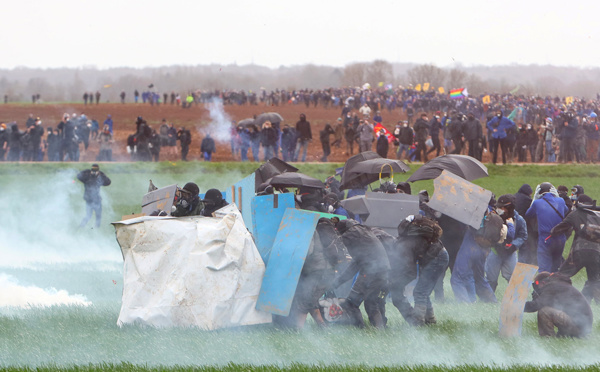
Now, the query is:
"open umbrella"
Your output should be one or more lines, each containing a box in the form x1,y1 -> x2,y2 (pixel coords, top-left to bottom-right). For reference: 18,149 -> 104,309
268,172 -> 324,189
255,112 -> 284,126
237,118 -> 255,127
406,154 -> 488,182
349,158 -> 410,174
254,158 -> 298,191
339,151 -> 382,190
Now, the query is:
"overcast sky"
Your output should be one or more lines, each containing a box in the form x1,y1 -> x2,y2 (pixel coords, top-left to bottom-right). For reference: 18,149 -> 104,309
2,0 -> 597,70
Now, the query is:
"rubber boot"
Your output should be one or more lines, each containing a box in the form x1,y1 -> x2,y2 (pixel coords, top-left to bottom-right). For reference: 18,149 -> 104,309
425,306 -> 437,325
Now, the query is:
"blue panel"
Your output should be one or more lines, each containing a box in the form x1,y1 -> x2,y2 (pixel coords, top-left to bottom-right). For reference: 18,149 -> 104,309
225,173 -> 256,230
251,193 -> 295,265
256,208 -> 320,316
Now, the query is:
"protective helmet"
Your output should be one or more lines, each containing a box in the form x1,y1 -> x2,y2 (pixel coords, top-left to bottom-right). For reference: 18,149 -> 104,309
202,188 -> 223,205
182,182 -> 199,196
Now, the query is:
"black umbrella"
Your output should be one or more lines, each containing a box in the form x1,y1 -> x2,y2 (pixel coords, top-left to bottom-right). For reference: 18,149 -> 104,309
349,158 -> 410,175
268,172 -> 325,189
255,112 -> 284,126
254,158 -> 298,191
339,151 -> 383,190
406,154 -> 488,182
237,118 -> 255,127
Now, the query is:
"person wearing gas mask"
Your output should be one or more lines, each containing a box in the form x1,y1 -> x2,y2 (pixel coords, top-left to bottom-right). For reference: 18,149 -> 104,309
524,271 -> 593,338
323,193 -> 361,223
525,182 -> 569,273
200,188 -> 229,217
331,219 -> 390,329
487,109 -> 516,165
551,194 -> 600,303
171,182 -> 202,217
569,185 -> 585,210
77,164 -> 111,228
485,194 -> 528,293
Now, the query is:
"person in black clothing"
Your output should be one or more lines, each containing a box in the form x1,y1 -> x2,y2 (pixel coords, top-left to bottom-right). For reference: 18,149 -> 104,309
177,127 -> 192,161
200,188 -> 229,217
332,219 -> 390,329
376,129 -> 389,158
171,182 -> 202,217
120,91 -> 126,104
29,119 -> 44,161
464,113 -> 482,159
149,129 -> 161,162
524,271 -> 593,338
78,164 -> 111,228
45,128 -> 60,161
200,133 -> 216,161
294,114 -> 312,162
320,123 -> 335,162
8,124 -> 22,161
427,113 -> 443,157
344,121 -> 356,156
553,195 -> 600,303
389,215 -> 449,326
450,113 -> 465,154
413,113 -> 429,162
514,184 -> 537,265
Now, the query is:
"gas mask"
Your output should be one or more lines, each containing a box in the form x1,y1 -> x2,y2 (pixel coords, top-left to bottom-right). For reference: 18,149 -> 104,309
496,113 -> 502,118
496,208 -> 505,216
403,124 -> 408,128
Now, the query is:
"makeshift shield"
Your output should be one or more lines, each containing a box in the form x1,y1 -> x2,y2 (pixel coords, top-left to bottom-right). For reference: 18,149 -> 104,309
361,192 -> 420,235
427,170 -> 492,229
251,193 -> 296,264
141,184 -> 178,216
225,172 -> 255,230
256,208 -> 321,316
499,262 -> 538,337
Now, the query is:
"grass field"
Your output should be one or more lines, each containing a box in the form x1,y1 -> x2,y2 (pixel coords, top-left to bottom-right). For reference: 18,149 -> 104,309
1,162 -> 599,371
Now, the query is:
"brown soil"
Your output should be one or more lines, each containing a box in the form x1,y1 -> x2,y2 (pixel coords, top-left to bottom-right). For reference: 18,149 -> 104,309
1,102 -> 494,163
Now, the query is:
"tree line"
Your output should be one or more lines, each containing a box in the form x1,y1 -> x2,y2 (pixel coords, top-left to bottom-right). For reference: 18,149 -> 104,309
0,61 -> 598,103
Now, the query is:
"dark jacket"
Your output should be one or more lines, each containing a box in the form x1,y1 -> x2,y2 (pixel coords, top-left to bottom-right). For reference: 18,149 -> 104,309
200,136 -> 216,153
376,135 -> 389,158
524,273 -> 593,337
260,127 -> 277,147
413,118 -> 429,142
334,220 -> 390,284
281,127 -> 296,152
295,117 -> 312,141
514,184 -> 533,217
463,118 -> 482,141
551,206 -> 600,254
396,126 -> 414,145
315,218 -> 347,267
77,169 -> 111,204
428,118 -> 443,137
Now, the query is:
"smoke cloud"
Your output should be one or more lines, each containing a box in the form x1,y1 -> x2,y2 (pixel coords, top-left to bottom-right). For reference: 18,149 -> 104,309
0,273 -> 91,308
200,97 -> 233,143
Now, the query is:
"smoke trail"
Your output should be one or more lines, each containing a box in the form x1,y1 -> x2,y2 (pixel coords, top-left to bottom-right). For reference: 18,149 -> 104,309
200,97 -> 234,143
0,273 -> 91,308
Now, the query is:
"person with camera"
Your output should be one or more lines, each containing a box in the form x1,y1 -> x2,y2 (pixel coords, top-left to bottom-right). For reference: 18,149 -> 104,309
559,108 -> 580,163
77,164 -> 111,228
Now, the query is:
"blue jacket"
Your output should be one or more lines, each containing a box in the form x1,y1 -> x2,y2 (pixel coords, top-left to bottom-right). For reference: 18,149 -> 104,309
525,193 -> 568,238
510,211 -> 528,249
486,116 -> 515,139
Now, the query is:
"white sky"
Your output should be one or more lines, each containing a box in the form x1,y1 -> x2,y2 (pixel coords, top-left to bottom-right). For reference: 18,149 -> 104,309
1,0 -> 597,69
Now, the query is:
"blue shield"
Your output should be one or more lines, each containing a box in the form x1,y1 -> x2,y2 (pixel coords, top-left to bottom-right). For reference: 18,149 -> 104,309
225,173 -> 255,230
256,208 -> 320,316
251,193 -> 295,265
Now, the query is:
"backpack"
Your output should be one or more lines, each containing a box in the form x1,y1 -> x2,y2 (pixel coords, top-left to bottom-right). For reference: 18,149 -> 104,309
473,212 -> 504,248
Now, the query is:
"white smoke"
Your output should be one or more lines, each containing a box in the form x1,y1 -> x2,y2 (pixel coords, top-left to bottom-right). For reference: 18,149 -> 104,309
0,273 -> 91,308
200,97 -> 234,143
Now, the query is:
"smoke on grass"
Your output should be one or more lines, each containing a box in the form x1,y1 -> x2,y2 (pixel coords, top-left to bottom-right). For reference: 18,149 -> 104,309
0,273 -> 91,308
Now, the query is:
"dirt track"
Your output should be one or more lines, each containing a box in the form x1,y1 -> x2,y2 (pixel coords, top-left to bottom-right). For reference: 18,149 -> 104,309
2,102 -> 497,163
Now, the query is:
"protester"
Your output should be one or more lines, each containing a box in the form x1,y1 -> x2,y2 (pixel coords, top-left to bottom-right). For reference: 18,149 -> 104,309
200,133 -> 216,161
551,194 -> 600,303
77,164 -> 111,228
524,272 -> 593,338
356,120 -> 374,153
525,182 -> 569,273
97,125 -> 113,161
177,127 -> 192,161
171,182 -> 202,217
294,114 -> 312,162
320,123 -> 335,162
200,189 -> 229,217
487,109 -> 516,165
376,129 -> 389,158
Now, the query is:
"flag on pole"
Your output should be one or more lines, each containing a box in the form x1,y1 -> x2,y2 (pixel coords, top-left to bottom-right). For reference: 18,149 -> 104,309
423,83 -> 430,91
483,95 -> 491,104
565,96 -> 574,105
103,84 -> 112,88
510,85 -> 520,95
415,84 -> 422,92
374,123 -> 395,143
378,82 -> 384,87
438,87 -> 445,94
450,88 -> 467,99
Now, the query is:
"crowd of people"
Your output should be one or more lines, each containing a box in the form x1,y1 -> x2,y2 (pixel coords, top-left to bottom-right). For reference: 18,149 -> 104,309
161,168 -> 597,337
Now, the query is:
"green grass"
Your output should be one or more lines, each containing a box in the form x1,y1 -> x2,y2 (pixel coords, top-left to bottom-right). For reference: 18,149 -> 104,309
1,162 -> 600,370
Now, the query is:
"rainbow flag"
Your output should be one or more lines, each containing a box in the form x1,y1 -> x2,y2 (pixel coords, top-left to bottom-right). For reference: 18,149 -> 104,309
450,88 -> 467,100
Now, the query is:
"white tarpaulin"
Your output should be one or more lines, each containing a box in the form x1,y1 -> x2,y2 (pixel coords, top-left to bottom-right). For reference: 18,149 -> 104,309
113,211 -> 272,330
